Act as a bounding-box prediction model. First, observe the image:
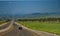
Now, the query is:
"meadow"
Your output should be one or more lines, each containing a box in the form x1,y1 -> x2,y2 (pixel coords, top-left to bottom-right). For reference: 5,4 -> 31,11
18,21 -> 60,35
0,20 -> 8,25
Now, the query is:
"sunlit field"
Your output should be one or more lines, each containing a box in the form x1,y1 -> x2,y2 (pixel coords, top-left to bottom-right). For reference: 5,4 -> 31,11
18,21 -> 60,35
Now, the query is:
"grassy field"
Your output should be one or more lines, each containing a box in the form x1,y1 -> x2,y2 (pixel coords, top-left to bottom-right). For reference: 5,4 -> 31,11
0,20 -> 7,25
18,21 -> 60,35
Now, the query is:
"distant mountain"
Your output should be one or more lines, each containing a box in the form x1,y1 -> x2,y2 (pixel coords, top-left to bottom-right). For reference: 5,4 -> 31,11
18,12 -> 60,18
0,12 -> 60,19
0,13 -> 13,20
31,12 -> 60,15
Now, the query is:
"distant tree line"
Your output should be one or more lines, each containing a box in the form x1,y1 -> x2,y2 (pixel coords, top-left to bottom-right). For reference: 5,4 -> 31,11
17,18 -> 60,22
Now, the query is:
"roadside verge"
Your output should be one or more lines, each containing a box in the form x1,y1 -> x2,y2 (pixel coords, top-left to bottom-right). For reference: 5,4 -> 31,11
15,22 -> 59,36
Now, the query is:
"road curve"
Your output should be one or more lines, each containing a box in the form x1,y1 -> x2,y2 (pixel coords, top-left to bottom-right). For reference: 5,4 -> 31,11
0,21 -> 14,36
0,22 -> 10,30
3,23 -> 37,36
0,21 -> 59,36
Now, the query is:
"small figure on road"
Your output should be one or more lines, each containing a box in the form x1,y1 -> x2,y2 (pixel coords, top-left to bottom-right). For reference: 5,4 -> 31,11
18,27 -> 22,30
17,27 -> 22,36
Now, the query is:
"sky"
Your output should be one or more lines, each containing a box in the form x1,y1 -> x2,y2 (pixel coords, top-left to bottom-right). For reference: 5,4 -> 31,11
0,0 -> 60,15
0,0 -> 59,1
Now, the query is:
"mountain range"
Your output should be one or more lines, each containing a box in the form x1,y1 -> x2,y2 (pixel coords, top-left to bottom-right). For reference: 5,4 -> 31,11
13,12 -> 60,18
0,12 -> 60,19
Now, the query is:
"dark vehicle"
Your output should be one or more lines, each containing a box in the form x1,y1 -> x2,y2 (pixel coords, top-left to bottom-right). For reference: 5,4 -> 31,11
18,27 -> 22,30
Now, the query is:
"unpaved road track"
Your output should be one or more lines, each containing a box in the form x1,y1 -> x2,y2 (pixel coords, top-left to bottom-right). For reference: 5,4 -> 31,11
0,21 -> 59,36
2,23 -> 36,36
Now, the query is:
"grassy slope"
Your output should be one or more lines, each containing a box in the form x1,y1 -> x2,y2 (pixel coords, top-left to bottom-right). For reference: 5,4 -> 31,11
18,21 -> 60,35
0,20 -> 7,25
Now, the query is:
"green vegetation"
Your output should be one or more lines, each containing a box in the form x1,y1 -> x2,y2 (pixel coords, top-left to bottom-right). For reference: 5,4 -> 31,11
17,18 -> 60,22
0,20 -> 6,25
0,20 -> 9,25
18,21 -> 60,35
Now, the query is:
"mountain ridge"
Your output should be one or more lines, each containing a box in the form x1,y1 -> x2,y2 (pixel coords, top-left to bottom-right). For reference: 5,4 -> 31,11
0,12 -> 60,18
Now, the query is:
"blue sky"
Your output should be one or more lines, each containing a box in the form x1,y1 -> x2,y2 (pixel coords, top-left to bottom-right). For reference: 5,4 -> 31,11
0,0 -> 60,14
0,0 -> 58,1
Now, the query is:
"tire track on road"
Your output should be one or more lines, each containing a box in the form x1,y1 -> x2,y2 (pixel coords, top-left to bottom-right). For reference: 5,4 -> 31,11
0,21 -> 14,36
